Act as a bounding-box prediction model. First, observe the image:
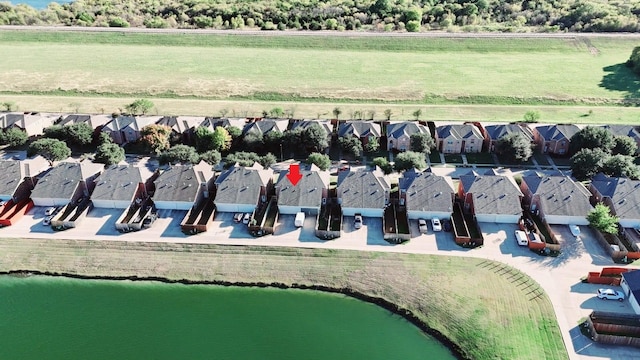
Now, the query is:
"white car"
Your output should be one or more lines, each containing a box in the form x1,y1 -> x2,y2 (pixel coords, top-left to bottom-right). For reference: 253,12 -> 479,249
44,207 -> 57,216
514,230 -> 529,246
354,214 -> 363,229
0,200 -> 6,207
431,218 -> 442,232
597,288 -> 625,301
569,224 -> 580,237
233,213 -> 243,223
418,219 -> 428,233
242,213 -> 252,225
42,216 -> 52,226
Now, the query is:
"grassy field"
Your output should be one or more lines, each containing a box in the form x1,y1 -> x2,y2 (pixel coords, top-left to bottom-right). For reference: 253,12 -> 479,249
0,31 -> 639,119
0,238 -> 566,360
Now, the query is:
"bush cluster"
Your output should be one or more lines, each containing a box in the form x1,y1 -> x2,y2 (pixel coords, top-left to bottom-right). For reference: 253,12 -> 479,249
2,0 -> 640,32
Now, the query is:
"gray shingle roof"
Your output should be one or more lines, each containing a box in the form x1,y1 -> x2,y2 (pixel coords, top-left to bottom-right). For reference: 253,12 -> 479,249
338,121 -> 381,138
0,161 -> 23,197
59,114 -> 112,129
31,162 -> 102,200
91,165 -> 149,202
400,169 -> 454,213
386,122 -> 429,139
201,117 -> 248,131
460,170 -> 523,216
522,174 -> 592,217
337,167 -> 390,209
590,174 -> 640,221
156,116 -> 204,134
485,124 -> 534,141
436,124 -> 483,140
153,162 -> 213,203
601,125 -> 640,139
276,165 -> 330,208
534,124 -> 579,142
244,119 -> 289,136
214,164 -> 273,206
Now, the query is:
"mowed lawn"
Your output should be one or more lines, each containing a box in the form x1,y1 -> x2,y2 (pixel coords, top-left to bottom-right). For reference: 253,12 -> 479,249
0,238 -> 566,360
0,32 -> 638,103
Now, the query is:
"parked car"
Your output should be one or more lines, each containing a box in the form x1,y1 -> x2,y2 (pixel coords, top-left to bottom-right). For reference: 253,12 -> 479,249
597,288 -> 625,301
569,224 -> 580,237
42,216 -> 52,226
418,219 -> 428,233
0,200 -> 5,207
142,213 -> 158,228
242,213 -> 252,225
431,218 -> 442,232
442,219 -> 452,232
354,214 -> 363,229
44,207 -> 57,216
233,213 -> 243,223
294,212 -> 305,227
514,230 -> 529,246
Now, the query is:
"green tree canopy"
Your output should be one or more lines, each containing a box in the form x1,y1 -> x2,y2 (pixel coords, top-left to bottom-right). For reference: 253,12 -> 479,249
409,133 -> 435,154
523,110 -> 540,123
0,128 -> 28,147
159,145 -> 200,165
587,203 -> 619,234
338,136 -> 363,158
212,127 -> 232,152
602,154 -> 640,179
125,99 -> 154,115
612,136 -> 638,156
364,139 -> 380,153
569,126 -> 614,154
28,138 -> 71,164
243,132 -> 265,152
200,150 -> 222,166
495,133 -> 533,163
372,157 -> 392,174
194,126 -> 215,152
302,122 -> 329,153
95,142 -> 125,166
259,153 -> 277,168
225,151 -> 261,167
43,123 -> 93,146
626,46 -> 640,76
394,151 -> 426,171
307,153 -> 331,170
570,148 -> 607,181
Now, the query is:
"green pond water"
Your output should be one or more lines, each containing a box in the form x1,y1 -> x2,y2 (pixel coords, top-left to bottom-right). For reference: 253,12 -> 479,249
0,276 -> 455,360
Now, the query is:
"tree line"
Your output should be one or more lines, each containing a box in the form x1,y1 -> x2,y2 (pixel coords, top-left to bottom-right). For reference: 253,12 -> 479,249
2,0 -> 640,32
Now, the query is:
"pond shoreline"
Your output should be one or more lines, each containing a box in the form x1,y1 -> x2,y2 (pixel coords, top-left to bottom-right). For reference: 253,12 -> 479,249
1,269 -> 467,360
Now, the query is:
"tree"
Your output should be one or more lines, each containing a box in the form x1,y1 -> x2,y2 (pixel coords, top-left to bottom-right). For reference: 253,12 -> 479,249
602,154 -> 640,179
243,132 -> 265,152
412,109 -> 422,120
307,153 -> 331,170
587,203 -> 619,234
394,151 -> 426,171
140,124 -> 171,154
268,107 -> 285,118
338,136 -> 363,157
194,126 -> 216,152
158,145 -> 200,165
200,150 -> 221,166
569,126 -> 614,154
225,151 -> 261,167
125,99 -> 154,115
211,127 -> 232,152
0,128 -> 28,147
570,148 -> 607,181
332,107 -> 342,120
372,157 -> 393,174
302,122 -> 329,153
384,109 -> 392,121
1,101 -> 16,111
495,133 -> 533,163
226,126 -> 242,140
263,131 -> 283,153
28,138 -> 71,164
259,153 -> 277,168
626,46 -> 640,76
612,136 -> 637,156
64,123 -> 93,146
409,133 -> 435,154
523,110 -> 540,123
95,142 -> 125,166
364,138 -> 380,153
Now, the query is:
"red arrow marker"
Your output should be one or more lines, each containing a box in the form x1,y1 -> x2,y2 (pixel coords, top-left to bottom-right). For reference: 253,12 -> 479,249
286,164 -> 303,186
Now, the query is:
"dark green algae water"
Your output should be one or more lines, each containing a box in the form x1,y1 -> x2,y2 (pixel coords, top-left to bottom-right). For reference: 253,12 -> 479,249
0,276 -> 455,360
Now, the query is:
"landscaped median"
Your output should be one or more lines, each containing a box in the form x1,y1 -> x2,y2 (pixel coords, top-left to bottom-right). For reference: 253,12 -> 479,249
0,238 -> 567,360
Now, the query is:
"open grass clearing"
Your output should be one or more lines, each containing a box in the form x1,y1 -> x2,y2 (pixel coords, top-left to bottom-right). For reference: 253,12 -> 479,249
0,238 -> 566,360
0,32 -> 638,106
3,94 -> 640,124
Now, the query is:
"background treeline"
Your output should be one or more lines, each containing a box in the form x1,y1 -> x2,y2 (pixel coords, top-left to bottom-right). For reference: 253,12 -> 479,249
2,0 -> 640,32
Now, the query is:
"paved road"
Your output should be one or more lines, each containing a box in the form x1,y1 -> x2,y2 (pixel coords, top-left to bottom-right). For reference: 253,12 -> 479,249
2,25 -> 640,39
